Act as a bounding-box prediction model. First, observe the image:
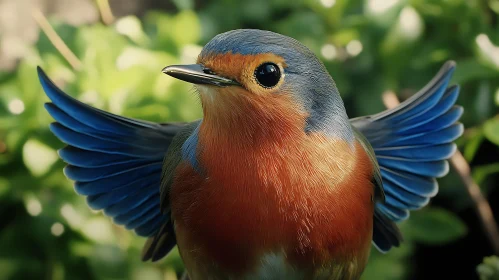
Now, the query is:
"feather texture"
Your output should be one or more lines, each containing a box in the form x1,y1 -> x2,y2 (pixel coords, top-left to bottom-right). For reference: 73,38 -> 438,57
38,67 -> 182,237
351,61 -> 463,251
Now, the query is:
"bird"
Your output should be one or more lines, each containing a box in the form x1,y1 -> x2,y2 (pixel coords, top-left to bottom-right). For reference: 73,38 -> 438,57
38,29 -> 463,280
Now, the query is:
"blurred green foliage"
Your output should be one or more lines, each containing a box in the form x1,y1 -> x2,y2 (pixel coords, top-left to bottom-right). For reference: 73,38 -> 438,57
0,0 -> 498,279
477,255 -> 499,280
477,256 -> 499,280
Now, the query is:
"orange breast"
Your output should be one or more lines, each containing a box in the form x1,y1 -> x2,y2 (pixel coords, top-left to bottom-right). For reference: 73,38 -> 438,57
170,129 -> 375,278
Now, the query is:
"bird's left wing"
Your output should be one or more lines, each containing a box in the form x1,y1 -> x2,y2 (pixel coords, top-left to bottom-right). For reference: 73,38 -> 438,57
350,61 -> 463,252
38,67 -> 184,238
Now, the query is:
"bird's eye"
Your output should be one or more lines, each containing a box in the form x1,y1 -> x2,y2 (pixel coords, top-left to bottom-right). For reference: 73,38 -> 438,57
254,62 -> 281,88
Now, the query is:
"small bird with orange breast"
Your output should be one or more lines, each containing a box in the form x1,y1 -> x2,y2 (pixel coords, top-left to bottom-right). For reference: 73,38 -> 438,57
39,29 -> 463,279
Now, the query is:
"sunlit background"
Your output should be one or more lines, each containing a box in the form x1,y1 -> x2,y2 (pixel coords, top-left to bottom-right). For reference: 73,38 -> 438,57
1,0 -> 499,279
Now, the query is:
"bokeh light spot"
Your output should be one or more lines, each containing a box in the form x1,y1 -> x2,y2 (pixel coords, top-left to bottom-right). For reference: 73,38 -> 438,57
476,33 -> 499,67
320,0 -> 336,8
346,40 -> 363,56
61,203 -> 84,228
8,99 -> 25,115
51,222 -> 65,236
321,44 -> 337,60
26,198 -> 42,216
368,0 -> 399,14
399,7 -> 423,40
22,139 -> 58,176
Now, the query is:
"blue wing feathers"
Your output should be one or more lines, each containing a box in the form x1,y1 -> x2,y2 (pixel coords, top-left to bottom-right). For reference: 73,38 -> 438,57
104,190 -> 159,217
397,106 -> 463,135
50,123 -> 168,157
115,200 -> 160,226
50,123 -> 139,154
114,200 -> 161,225
75,171 -> 158,196
64,162 -> 160,182
58,146 -> 148,168
386,77 -> 449,123
39,68 -> 161,134
356,86 -> 462,147
382,182 -> 430,209
89,185 -> 157,213
45,103 -> 106,137
47,103 -> 172,153
397,86 -> 459,132
86,184 -> 153,210
377,158 -> 449,178
375,144 -> 456,161
376,203 -> 409,222
351,61 -> 463,251
373,209 -> 403,252
379,167 -> 438,196
374,61 -> 455,122
141,220 -> 177,262
380,123 -> 463,147
38,67 -> 178,237
123,207 -> 161,229
135,215 -> 166,237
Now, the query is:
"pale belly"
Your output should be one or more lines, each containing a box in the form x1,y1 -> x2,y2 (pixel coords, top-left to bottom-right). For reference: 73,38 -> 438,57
174,238 -> 369,280
247,253 -> 367,280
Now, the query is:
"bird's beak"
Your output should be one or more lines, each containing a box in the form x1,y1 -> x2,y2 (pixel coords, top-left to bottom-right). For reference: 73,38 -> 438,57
162,64 -> 239,87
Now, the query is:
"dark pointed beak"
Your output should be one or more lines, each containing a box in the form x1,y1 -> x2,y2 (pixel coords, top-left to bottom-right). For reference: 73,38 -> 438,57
162,64 -> 239,87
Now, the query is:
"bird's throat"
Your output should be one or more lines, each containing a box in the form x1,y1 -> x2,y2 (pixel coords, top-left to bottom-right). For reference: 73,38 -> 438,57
197,84 -> 308,145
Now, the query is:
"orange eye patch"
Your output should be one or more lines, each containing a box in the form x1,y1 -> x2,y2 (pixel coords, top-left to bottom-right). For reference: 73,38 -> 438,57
198,52 -> 287,95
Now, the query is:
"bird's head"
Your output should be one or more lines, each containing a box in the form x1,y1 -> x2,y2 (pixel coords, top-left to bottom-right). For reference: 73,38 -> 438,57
163,29 -> 353,142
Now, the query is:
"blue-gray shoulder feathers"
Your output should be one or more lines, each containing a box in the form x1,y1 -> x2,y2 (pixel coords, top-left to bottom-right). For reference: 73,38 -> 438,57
352,61 -> 463,252
201,29 -> 354,142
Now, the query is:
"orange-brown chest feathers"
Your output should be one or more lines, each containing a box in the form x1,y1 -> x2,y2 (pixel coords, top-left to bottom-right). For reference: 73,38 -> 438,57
170,92 -> 376,278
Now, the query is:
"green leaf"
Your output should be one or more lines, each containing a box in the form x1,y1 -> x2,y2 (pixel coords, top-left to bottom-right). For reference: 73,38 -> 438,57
475,81 -> 493,121
477,255 -> 499,280
483,117 -> 499,146
473,163 -> 499,186
361,243 -> 413,280
405,207 -> 468,245
452,59 -> 499,84
475,33 -> 499,71
464,129 -> 484,162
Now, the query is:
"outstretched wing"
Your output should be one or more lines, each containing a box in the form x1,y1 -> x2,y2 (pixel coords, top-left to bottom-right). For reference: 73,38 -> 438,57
38,67 -> 187,238
351,61 -> 463,251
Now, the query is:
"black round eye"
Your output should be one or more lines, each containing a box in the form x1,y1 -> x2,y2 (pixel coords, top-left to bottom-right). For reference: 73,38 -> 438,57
254,63 -> 281,88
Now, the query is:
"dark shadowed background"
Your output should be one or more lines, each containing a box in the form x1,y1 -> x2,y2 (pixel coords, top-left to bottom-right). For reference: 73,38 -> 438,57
0,0 -> 499,279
